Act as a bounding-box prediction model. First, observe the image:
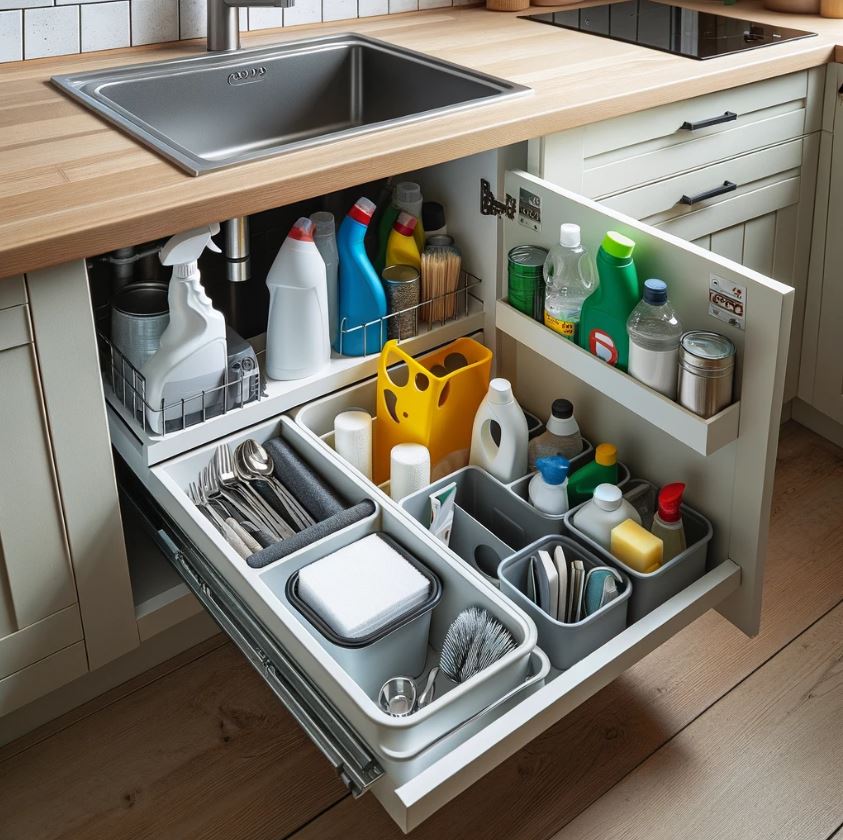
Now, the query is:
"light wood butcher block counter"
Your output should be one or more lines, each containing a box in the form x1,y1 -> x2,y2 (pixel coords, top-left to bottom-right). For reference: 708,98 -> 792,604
1,0 -> 842,277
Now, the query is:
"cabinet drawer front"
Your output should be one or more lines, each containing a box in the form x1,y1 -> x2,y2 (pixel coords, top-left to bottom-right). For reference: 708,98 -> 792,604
602,139 -> 804,223
0,277 -> 26,312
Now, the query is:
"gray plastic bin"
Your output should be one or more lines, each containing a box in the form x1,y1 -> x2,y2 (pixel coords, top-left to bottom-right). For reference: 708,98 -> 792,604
498,536 -> 631,671
564,479 -> 713,623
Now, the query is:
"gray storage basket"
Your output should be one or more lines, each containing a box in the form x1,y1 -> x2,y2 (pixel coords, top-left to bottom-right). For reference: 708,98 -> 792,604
564,479 -> 713,623
498,536 -> 631,671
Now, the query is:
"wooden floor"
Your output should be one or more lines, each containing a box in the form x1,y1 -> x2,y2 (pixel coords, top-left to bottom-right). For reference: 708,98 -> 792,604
1,421 -> 842,840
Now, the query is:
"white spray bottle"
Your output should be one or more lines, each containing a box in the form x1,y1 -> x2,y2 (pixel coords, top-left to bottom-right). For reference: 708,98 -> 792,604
142,223 -> 227,434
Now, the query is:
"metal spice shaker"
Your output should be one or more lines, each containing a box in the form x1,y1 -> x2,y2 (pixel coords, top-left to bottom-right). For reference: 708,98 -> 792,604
677,331 -> 736,418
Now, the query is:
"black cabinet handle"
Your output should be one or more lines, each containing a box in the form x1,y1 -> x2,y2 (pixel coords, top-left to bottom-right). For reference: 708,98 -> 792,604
680,111 -> 737,131
680,180 -> 737,205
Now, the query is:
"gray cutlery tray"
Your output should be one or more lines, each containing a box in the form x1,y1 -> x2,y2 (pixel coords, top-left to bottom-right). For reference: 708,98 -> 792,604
498,536 -> 631,671
564,479 -> 713,623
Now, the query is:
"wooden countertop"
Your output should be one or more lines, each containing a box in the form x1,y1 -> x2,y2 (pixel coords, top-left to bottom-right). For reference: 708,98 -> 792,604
1,0 -> 841,277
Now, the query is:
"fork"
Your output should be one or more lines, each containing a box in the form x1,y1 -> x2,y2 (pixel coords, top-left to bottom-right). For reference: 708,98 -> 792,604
188,481 -> 251,560
201,464 -> 280,539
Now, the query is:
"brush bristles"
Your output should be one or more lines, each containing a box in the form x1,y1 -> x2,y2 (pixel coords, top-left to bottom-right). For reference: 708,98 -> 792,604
439,607 -> 516,684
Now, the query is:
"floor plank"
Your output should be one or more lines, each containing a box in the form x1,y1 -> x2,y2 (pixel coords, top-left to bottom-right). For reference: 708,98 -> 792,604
2,423 -> 841,840
289,422 -> 843,840
551,601 -> 843,840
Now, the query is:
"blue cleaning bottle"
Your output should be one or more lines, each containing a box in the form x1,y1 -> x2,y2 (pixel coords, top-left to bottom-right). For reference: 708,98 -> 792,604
336,197 -> 387,356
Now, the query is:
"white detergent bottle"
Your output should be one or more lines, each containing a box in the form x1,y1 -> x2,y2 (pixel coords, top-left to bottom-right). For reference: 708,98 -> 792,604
469,378 -> 529,483
265,217 -> 331,381
142,223 -> 227,435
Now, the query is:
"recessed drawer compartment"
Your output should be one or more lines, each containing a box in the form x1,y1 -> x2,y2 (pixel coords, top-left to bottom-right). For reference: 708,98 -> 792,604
534,69 -> 820,198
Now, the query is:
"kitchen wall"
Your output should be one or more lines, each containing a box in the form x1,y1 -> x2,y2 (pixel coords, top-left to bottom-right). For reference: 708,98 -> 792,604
0,0 -> 471,63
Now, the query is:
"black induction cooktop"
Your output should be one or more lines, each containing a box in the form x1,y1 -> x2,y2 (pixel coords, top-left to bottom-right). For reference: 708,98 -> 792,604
525,0 -> 816,59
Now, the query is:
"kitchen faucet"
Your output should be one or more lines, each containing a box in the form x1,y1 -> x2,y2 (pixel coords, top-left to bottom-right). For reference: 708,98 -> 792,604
207,0 -> 294,52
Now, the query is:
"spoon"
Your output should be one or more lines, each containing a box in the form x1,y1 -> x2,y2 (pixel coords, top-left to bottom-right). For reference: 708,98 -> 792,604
417,667 -> 439,710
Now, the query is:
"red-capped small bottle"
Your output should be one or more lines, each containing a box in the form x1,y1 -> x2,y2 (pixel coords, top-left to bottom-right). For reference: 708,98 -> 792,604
651,482 -> 687,562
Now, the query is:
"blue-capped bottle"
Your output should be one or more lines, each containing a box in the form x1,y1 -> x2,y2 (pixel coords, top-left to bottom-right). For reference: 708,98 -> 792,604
336,197 -> 387,357
528,455 -> 570,515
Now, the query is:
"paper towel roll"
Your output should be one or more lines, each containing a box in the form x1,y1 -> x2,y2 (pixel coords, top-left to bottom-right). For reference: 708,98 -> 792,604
334,410 -> 373,479
390,443 -> 431,501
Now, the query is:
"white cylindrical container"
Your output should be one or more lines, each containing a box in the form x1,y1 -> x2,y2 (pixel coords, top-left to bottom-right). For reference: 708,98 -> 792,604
265,218 -> 331,381
469,378 -> 529,484
334,410 -> 373,480
390,443 -> 431,501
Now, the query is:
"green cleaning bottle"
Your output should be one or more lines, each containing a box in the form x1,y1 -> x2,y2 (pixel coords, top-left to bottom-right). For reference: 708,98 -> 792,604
578,231 -> 640,370
567,443 -> 620,507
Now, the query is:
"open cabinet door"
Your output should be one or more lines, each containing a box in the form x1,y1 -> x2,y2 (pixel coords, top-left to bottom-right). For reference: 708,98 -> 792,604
497,169 -> 793,637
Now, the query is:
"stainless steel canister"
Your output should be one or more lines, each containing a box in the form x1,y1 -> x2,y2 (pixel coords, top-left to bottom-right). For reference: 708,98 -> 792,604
110,282 -> 170,372
677,331 -> 736,418
382,265 -> 420,340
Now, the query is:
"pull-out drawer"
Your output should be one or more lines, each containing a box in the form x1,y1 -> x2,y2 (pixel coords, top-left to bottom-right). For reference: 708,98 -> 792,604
531,69 -> 822,198
109,160 -> 792,833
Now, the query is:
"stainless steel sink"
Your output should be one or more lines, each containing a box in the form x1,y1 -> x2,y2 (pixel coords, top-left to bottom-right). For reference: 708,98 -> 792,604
52,34 -> 529,176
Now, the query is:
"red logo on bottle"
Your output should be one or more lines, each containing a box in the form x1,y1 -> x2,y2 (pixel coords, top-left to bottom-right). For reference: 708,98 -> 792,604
589,329 -> 619,365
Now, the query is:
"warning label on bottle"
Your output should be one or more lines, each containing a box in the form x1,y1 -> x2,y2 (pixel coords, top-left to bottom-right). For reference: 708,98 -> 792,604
709,274 -> 746,331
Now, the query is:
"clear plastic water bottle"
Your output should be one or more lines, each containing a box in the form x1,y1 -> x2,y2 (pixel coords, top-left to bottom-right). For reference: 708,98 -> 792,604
543,223 -> 598,342
626,279 -> 684,399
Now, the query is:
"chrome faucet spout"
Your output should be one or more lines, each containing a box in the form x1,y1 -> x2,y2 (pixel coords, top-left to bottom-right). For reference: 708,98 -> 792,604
207,0 -> 294,52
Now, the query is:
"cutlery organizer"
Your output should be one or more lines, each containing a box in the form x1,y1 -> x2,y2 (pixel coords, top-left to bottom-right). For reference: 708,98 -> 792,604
156,415 -> 538,761
498,536 -> 631,670
564,479 -> 713,623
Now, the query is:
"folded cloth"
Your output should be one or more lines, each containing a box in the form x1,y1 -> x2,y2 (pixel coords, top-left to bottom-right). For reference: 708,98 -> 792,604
297,533 -> 431,640
263,438 -> 344,522
246,500 -> 376,569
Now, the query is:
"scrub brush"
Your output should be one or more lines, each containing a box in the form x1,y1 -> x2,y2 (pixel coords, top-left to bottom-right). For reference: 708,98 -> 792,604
438,606 -> 516,684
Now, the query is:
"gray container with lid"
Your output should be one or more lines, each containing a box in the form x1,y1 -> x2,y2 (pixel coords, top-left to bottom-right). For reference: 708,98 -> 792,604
677,330 -> 736,418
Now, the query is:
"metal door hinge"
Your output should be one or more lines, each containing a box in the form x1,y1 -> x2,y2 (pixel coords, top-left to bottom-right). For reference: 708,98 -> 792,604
481,179 -> 516,219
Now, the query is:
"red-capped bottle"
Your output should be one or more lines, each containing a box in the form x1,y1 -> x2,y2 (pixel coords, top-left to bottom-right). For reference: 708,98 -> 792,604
651,482 -> 687,562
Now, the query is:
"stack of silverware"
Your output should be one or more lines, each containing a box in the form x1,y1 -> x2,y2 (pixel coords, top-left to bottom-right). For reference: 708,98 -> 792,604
188,439 -> 315,559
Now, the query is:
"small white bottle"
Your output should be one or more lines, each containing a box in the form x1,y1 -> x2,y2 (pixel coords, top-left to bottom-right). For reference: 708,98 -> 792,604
572,483 -> 641,550
142,223 -> 227,434
265,217 -> 331,381
310,211 -> 339,348
651,482 -> 688,562
528,398 -> 583,468
469,378 -> 529,483
528,455 -> 570,515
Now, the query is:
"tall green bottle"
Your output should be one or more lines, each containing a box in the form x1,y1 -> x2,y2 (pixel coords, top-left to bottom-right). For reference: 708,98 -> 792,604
578,231 -> 640,371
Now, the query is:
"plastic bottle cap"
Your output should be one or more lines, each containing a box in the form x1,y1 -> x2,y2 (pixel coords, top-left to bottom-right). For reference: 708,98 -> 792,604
551,398 -> 574,420
559,223 -> 581,248
309,211 -> 335,236
657,482 -> 685,522
594,443 -> 618,467
593,484 -> 622,511
601,231 -> 636,260
535,455 -> 570,486
288,217 -> 315,242
487,378 -> 514,405
393,211 -> 418,237
395,182 -> 422,205
422,201 -> 446,231
643,278 -> 668,306
173,261 -> 198,279
348,197 -> 376,225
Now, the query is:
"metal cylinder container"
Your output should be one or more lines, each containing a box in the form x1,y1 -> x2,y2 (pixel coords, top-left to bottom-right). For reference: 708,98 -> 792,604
507,245 -> 548,322
110,282 -> 170,372
677,330 -> 736,418
382,264 -> 420,340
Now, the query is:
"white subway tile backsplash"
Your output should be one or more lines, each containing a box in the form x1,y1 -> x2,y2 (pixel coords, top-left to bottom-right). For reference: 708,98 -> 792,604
81,0 -> 128,50
130,0 -> 177,44
284,0 -> 320,25
0,10 -> 21,60
321,0 -> 355,21
247,6 -> 282,29
24,5 -> 79,58
0,0 -> 461,64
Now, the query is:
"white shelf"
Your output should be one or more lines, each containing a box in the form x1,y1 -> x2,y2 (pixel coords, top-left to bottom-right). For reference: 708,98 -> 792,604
107,310 -> 485,466
496,300 -> 740,456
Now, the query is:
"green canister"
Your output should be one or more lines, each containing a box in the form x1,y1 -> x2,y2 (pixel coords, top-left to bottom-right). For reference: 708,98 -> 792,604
508,245 -> 548,322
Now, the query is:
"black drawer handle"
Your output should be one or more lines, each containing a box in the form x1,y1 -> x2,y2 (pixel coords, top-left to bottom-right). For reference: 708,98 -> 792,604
680,180 -> 737,206
680,111 -> 737,131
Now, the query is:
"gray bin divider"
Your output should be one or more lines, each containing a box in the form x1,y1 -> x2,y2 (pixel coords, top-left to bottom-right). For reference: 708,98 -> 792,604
564,479 -> 713,623
497,535 -> 631,671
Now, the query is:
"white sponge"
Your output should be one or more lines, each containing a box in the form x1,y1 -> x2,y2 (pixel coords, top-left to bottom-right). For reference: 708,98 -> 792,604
297,534 -> 431,640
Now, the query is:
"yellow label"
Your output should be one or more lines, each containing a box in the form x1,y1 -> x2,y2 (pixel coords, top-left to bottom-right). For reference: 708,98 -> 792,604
544,311 -> 576,339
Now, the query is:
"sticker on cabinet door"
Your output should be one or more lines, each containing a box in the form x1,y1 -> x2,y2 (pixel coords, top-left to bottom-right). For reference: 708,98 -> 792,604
518,188 -> 541,232
709,274 -> 746,330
